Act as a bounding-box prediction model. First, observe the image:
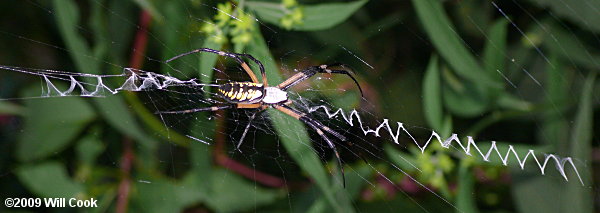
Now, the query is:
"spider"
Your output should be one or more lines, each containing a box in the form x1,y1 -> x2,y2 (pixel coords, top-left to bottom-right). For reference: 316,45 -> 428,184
157,48 -> 363,187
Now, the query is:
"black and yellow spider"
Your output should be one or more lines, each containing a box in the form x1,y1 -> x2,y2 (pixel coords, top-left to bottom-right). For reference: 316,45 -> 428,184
157,48 -> 363,186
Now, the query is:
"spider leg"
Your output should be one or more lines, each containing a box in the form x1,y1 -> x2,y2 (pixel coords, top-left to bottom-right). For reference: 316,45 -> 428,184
301,115 -> 347,141
237,103 -> 262,108
273,104 -> 347,187
281,102 -> 347,141
236,108 -> 266,151
316,64 -> 363,96
302,119 -> 346,188
324,62 -> 348,67
155,105 -> 233,114
277,65 -> 363,96
233,53 -> 268,86
165,48 -> 267,86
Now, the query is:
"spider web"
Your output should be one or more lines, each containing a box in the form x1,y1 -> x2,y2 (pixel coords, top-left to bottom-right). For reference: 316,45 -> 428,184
0,0 -> 597,212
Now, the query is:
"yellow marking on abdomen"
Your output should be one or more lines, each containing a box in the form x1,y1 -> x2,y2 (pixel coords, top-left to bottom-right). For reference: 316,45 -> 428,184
240,94 -> 248,101
235,89 -> 244,99
218,82 -> 264,102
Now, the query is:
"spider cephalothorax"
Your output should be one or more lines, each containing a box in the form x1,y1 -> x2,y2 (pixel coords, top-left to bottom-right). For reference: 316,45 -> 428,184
158,48 -> 363,187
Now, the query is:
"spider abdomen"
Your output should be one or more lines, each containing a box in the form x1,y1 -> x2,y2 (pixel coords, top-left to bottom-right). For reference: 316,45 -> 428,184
218,82 -> 264,103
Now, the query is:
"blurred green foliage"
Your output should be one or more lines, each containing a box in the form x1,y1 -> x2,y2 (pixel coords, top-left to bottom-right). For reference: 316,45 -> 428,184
0,0 -> 597,212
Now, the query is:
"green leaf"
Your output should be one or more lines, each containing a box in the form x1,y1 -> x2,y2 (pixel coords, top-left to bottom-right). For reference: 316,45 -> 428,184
199,40 -> 223,86
16,162 -> 85,198
133,177 -> 203,213
17,95 -> 95,162
247,0 -> 368,31
306,163 -> 372,212
456,163 -> 478,213
543,21 -> 600,71
569,76 -> 595,160
0,101 -> 23,115
94,94 -> 157,148
512,72 -> 594,213
135,168 -> 277,213
384,144 -> 418,173
511,168 -> 561,213
526,0 -> 600,33
159,2 -> 189,66
423,55 -> 443,130
121,90 -> 191,147
483,19 -> 507,75
184,139 -> 214,192
107,0 -> 137,63
246,27 -> 351,212
440,114 -> 453,138
76,134 -> 105,165
442,68 -> 489,117
245,1 -> 281,25
496,93 -> 533,111
53,0 -> 100,74
88,188 -> 117,213
412,0 -> 500,87
328,90 -> 361,110
131,0 -> 164,23
53,0 -> 158,147
204,169 -> 278,212
132,142 -> 213,212
563,72 -> 595,213
90,1 -> 109,61
539,53 -> 569,149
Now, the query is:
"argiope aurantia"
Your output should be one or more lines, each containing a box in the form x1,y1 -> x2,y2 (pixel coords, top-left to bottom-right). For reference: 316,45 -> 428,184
157,48 -> 363,186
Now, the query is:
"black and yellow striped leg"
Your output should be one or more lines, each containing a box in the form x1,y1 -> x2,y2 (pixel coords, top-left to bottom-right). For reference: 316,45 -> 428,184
155,105 -> 233,114
273,104 -> 347,187
165,48 -> 267,86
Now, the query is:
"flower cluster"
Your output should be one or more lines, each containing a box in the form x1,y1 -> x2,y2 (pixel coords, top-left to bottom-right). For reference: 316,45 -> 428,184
416,143 -> 455,190
201,3 -> 256,47
279,0 -> 304,30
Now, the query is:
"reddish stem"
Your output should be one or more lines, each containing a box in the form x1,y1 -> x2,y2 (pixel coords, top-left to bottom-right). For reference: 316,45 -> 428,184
115,10 -> 151,213
213,108 -> 286,188
129,11 -> 152,70
116,138 -> 134,213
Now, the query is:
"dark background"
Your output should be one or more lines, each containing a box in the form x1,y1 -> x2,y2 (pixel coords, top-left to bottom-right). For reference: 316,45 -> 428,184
0,0 -> 598,212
